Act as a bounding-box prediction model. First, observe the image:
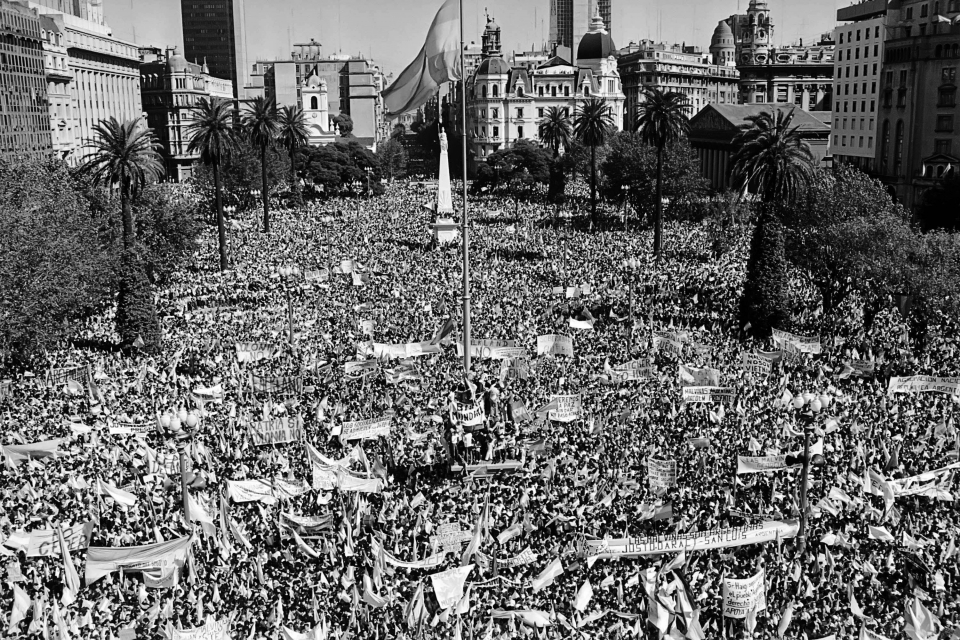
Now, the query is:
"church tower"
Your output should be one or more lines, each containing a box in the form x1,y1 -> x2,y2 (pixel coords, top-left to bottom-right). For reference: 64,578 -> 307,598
302,69 -> 333,145
741,0 -> 774,65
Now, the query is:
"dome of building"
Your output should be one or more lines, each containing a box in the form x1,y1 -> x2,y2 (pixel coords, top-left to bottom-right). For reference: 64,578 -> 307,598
167,52 -> 189,73
576,12 -> 616,62
476,57 -> 510,76
711,20 -> 734,46
306,70 -> 322,87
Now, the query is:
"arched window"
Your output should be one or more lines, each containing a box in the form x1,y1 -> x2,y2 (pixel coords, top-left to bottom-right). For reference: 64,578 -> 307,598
894,120 -> 905,176
880,119 -> 890,171
538,86 -> 544,97
311,96 -> 318,110
482,85 -> 487,98
492,84 -> 499,97
583,85 -> 590,96
517,86 -> 524,97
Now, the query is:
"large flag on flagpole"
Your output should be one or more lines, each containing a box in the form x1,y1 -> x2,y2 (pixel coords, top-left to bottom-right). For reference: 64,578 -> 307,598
381,0 -> 461,116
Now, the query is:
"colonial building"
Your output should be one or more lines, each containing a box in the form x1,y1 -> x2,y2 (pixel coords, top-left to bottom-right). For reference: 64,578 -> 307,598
466,12 -> 625,160
727,0 -> 835,112
301,70 -> 336,146
689,103 -> 831,191
617,40 -> 740,128
140,47 -> 233,182
875,0 -> 960,212
0,0 -> 52,160
832,0 -> 889,171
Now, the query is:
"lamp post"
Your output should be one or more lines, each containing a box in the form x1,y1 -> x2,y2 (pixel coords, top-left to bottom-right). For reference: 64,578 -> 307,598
278,266 -> 301,346
157,408 -> 201,522
623,185 -> 631,232
364,166 -> 373,194
786,407 -> 827,555
622,258 -> 640,357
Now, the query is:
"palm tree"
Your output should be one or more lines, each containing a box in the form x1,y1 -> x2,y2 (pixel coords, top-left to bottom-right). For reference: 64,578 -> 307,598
635,88 -> 691,256
187,97 -> 238,272
539,106 -> 573,204
81,117 -> 164,250
573,98 -> 615,222
731,108 -> 816,337
277,105 -> 310,200
242,96 -> 279,233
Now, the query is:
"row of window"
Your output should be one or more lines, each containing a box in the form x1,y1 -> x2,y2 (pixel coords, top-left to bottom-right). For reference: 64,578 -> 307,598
838,25 -> 881,45
835,117 -> 876,132
834,134 -> 874,149
837,45 -> 880,62
838,81 -> 877,96
840,63 -> 879,79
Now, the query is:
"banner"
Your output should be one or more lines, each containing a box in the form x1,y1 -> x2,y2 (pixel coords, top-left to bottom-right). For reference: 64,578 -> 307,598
227,479 -> 309,504
679,365 -> 720,387
848,359 -> 875,377
249,374 -> 303,396
476,547 -> 537,572
431,565 -> 473,609
430,523 -> 474,551
585,520 -> 799,558
171,615 -> 231,640
682,387 -> 736,404
341,416 -> 392,441
370,538 -> 446,570
1,438 -> 67,466
47,364 -> 92,388
109,421 -> 154,436
457,339 -> 518,359
358,319 -> 375,336
7,522 -> 95,558
280,513 -> 335,534
887,376 -> 960,397
453,401 -> 485,427
722,570 -> 767,618
303,268 -> 329,283
537,335 -> 574,357
772,329 -> 821,354
741,353 -> 773,377
647,459 -> 677,494
736,455 -> 790,475
345,360 -> 381,380
385,362 -> 420,385
373,342 -> 441,360
248,416 -> 305,446
500,358 -> 531,382
509,400 -> 533,423
612,361 -> 654,383
549,395 -> 582,423
86,536 -> 193,585
235,343 -> 277,363
652,335 -> 684,356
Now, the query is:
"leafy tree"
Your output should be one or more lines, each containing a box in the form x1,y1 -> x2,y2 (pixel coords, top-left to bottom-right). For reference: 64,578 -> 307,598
538,106 -> 573,201
300,140 -> 383,197
573,98 -> 615,222
242,96 -> 279,233
0,157 -> 111,365
731,108 -> 816,336
635,88 -> 692,255
376,139 -> 408,180
483,139 -> 551,193
80,117 -> 164,349
601,133 -> 707,228
187,98 -> 239,272
131,184 -> 205,286
190,138 -> 287,214
334,113 -> 355,137
277,105 -> 310,201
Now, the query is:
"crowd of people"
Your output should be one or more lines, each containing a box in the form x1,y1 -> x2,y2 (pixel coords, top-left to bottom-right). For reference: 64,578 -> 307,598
1,178 -> 958,640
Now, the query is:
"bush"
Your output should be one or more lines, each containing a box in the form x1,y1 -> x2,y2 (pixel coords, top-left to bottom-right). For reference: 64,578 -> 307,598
0,157 -> 111,366
739,209 -> 791,337
115,249 -> 160,351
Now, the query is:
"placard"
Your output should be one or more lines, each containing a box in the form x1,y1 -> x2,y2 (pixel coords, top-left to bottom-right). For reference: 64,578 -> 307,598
548,395 -> 582,423
500,357 -> 531,382
456,339 -> 518,360
453,401 -> 485,427
249,374 -> 303,396
585,520 -> 799,558
430,523 -> 473,551
109,422 -> 154,436
249,416 -> 305,446
47,365 -> 92,388
612,361 -> 654,382
741,353 -> 773,377
537,334 -> 574,357
647,458 -> 677,494
679,365 -> 720,387
235,343 -> 277,364
772,329 -> 821,354
652,335 -> 684,356
681,386 -> 736,404
736,455 -> 790,475
341,416 -> 392,441
722,570 -> 767,618
887,376 -> 960,397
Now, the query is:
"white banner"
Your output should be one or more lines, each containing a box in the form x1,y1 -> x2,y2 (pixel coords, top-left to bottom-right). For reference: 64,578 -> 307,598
454,401 -> 485,427
373,342 -> 442,360
647,458 -> 677,494
537,334 -> 574,357
736,455 -> 789,475
887,376 -> 960,396
679,365 -> 720,387
612,361 -> 654,382
109,422 -> 153,436
741,353 -> 773,377
235,343 -> 277,363
772,329 -> 821,354
249,416 -> 305,446
722,570 -> 767,618
456,339 -> 520,360
549,395 -> 582,423
585,520 -> 799,558
171,615 -> 231,640
682,386 -> 736,404
342,416 -> 392,441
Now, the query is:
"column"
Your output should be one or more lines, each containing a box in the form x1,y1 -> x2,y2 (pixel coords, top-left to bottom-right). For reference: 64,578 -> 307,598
802,85 -> 812,111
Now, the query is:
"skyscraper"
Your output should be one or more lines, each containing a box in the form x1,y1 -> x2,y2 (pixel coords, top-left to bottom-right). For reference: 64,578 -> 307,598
549,0 -> 612,64
180,0 -> 247,99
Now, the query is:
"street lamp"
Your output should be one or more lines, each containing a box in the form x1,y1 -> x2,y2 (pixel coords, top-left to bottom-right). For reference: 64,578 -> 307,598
364,167 -> 373,194
623,185 -> 631,232
622,258 -> 641,357
786,408 -> 827,554
157,408 -> 201,522
277,266 -> 301,346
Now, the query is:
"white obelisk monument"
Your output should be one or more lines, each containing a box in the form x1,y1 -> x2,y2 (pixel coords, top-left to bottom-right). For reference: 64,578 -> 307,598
437,129 -> 454,215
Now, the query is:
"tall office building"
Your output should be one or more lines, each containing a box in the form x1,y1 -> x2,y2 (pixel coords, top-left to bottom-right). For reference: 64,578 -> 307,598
549,0 -> 612,64
0,0 -> 52,159
180,0 -> 247,99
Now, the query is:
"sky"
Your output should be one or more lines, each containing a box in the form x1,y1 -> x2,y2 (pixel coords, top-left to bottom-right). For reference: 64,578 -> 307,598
103,0 -> 846,78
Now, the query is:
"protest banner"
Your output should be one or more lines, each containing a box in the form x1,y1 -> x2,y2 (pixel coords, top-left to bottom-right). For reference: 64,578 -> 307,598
341,416 -> 392,441
682,386 -> 736,404
85,536 -> 193,585
500,357 -> 531,382
537,334 -> 574,357
612,361 -> 654,382
741,353 -> 773,377
549,395 -> 582,423
1,439 -> 67,466
359,319 -> 375,336
688,437 -> 713,450
585,520 -> 799,558
170,615 -> 231,640
280,512 -> 335,534
235,343 -> 277,364
227,479 -> 309,504
450,462 -> 524,474
453,401 -> 485,427
344,360 -> 380,380
303,268 -> 329,283
456,339 -> 517,359
370,538 -> 446,570
373,342 -> 442,360
722,569 -> 767,618
736,455 -> 790,475
652,335 -> 684,356
248,416 -> 305,446
772,329 -> 821,354
339,259 -> 359,274
13,522 -> 95,558
476,547 -> 538,571
849,359 -> 876,377
46,364 -> 92,388
647,458 -> 677,494
656,330 -> 689,343
887,376 -> 960,397
430,523 -> 474,551
384,363 -> 420,385
431,564 -> 473,609
109,421 -> 153,436
679,364 -> 720,387
249,373 -> 303,396
509,400 -> 533,423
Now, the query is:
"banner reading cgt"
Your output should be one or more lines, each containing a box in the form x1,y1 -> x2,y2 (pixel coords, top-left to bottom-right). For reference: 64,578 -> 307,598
585,520 -> 799,558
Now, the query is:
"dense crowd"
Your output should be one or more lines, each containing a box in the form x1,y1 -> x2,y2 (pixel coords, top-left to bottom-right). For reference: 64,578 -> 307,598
1,179 -> 958,640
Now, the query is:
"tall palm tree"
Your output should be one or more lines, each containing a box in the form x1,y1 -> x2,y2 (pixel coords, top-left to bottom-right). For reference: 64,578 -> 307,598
635,88 -> 691,256
539,106 -> 573,203
242,96 -> 279,233
277,105 -> 310,200
573,98 -> 615,222
81,117 -> 164,249
731,108 -> 816,337
187,97 -> 238,272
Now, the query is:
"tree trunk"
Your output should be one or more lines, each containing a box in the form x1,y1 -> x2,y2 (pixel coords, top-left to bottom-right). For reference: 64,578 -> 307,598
654,147 -> 664,256
261,143 -> 270,233
289,146 -> 299,200
214,161 -> 228,272
120,179 -> 134,250
590,144 -> 597,222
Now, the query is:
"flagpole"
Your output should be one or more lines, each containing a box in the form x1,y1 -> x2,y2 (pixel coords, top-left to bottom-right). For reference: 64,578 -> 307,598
460,0 -> 471,375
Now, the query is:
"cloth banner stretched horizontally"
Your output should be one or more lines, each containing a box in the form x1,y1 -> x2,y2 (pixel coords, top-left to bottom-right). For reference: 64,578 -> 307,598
86,536 -> 192,585
585,520 -> 799,558
722,569 -> 767,618
170,614 -> 232,640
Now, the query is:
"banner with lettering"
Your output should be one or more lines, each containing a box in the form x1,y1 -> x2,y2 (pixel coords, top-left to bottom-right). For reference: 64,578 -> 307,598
887,376 -> 960,396
226,479 -> 309,504
456,339 -> 521,360
508,400 -> 533,423
549,395 -> 582,423
14,522 -> 94,558
537,334 -> 574,357
109,421 -> 154,436
453,401 -> 485,427
170,615 -> 231,640
722,569 -> 767,618
612,361 -> 654,382
679,365 -> 720,387
342,416 -> 392,441
249,374 -> 303,396
304,268 -> 329,283
280,512 -> 335,534
46,364 -> 93,388
741,353 -> 773,377
682,386 -> 736,404
476,547 -> 538,572
373,342 -> 442,360
647,458 -> 677,494
249,416 -> 305,446
772,329 -> 821,355
585,520 -> 799,558
652,335 -> 684,356
370,537 -> 446,570
345,360 -> 381,380
736,455 -> 790,475
235,343 -> 277,364
384,362 -> 420,385
86,536 -> 193,585
500,358 -> 531,382
430,523 -> 474,551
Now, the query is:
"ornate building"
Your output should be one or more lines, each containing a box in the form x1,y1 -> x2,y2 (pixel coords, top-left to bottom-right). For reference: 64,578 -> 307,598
39,14 -> 75,158
0,0 -> 52,160
466,12 -> 624,160
140,47 -> 233,182
726,0 -> 835,112
301,70 -> 336,146
550,0 -> 612,65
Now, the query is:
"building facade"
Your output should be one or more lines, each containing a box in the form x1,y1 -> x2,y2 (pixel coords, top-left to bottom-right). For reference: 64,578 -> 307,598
466,14 -> 624,160
0,0 -> 52,160
832,0 -> 889,171
617,40 -> 740,127
180,0 -> 246,99
39,14 -> 74,158
549,0 -> 611,64
140,47 -> 233,182
728,0 -> 835,112
875,0 -> 960,212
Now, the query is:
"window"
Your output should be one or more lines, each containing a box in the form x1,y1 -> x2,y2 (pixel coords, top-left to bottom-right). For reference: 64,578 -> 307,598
517,86 -> 524,97
518,126 -> 524,138
875,26 -> 880,38
537,107 -> 544,118
883,88 -> 893,107
935,139 -> 953,154
492,85 -> 498,97
936,114 -> 954,131
564,86 -> 570,97
857,29 -> 861,41
921,3 -> 928,17
493,125 -> 499,138
492,108 -> 499,118
538,86 -> 544,97
906,7 -> 913,18
551,86 -> 557,97
894,120 -> 904,176
880,119 -> 890,170
482,85 -> 487,98
939,86 -> 957,106
899,70 -> 908,85
868,137 -> 873,148
833,135 -> 838,145
517,108 -> 524,118
898,88 -> 908,106
942,68 -> 957,83
310,96 -> 318,109
842,135 -> 847,146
